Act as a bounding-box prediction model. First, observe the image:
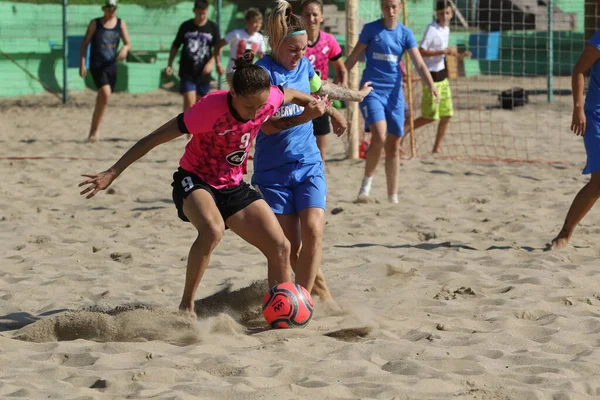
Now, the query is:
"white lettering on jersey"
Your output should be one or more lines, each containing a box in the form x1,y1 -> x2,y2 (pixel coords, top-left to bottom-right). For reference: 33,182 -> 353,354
322,45 -> 330,55
273,103 -> 304,118
373,52 -> 399,62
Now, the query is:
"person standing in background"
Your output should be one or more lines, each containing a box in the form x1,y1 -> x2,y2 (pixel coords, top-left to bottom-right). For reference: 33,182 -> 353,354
214,8 -> 266,88
80,0 -> 131,143
166,0 -> 221,111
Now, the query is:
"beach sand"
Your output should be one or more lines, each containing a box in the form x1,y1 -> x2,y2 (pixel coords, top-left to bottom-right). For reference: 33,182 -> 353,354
1,85 -> 599,399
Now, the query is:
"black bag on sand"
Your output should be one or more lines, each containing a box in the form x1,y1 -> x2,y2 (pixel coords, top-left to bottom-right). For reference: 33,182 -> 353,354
498,87 -> 528,110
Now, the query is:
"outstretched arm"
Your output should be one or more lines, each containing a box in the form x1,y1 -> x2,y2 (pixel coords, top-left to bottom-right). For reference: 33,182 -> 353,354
79,118 -> 183,198
314,80 -> 372,102
260,88 -> 326,135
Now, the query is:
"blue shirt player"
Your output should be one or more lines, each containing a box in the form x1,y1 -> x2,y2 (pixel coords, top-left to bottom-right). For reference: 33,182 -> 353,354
551,29 -> 600,250
254,0 -> 372,307
345,0 -> 438,203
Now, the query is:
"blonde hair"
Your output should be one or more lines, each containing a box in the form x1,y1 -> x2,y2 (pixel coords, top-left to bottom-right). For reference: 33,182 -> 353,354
266,0 -> 305,55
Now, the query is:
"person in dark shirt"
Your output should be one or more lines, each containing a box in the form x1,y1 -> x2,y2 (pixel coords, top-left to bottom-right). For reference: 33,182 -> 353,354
80,0 -> 131,143
166,0 -> 221,112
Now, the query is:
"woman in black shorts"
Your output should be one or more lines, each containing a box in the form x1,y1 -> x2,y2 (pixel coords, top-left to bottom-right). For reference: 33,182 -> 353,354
79,53 -> 326,317
79,0 -> 131,143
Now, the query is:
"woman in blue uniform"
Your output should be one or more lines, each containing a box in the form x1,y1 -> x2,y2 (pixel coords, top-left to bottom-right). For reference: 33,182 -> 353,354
551,29 -> 600,250
345,0 -> 438,203
254,0 -> 372,305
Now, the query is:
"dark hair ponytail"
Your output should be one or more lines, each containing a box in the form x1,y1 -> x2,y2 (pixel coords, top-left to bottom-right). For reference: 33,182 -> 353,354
232,50 -> 271,96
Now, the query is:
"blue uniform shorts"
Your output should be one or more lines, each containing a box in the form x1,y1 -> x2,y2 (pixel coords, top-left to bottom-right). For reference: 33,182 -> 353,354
360,88 -> 406,137
252,162 -> 327,214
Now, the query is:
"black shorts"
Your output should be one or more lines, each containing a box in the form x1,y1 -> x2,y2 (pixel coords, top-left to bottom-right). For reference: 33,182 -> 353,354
312,114 -> 331,136
171,168 -> 262,224
90,64 -> 117,91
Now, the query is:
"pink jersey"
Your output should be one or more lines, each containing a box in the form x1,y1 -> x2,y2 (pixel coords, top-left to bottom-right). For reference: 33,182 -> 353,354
305,31 -> 342,80
179,86 -> 284,189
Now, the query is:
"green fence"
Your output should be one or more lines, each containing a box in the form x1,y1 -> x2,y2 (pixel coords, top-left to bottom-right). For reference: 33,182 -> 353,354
0,1 -> 243,97
0,0 -> 588,99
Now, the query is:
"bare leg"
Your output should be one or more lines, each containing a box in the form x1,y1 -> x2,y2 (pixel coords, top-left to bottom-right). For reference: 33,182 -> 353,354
225,200 -> 292,287
316,134 -> 328,165
412,116 -> 435,130
276,213 -> 332,300
551,172 -> 600,250
359,120 -> 387,197
88,85 -> 111,142
179,189 -> 225,316
384,133 -> 401,201
295,208 -> 325,293
432,116 -> 451,153
182,91 -> 197,112
363,121 -> 387,178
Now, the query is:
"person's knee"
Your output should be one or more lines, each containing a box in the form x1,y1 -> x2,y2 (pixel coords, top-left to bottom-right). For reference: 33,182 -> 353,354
97,87 -> 111,104
195,222 -> 224,251
385,134 -> 401,154
302,215 -> 324,243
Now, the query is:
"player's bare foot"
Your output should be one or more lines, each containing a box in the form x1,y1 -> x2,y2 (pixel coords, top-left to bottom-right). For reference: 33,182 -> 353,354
432,147 -> 441,154
550,236 -> 570,250
319,297 -> 344,316
549,229 -> 571,250
87,134 -> 99,143
178,304 -> 197,318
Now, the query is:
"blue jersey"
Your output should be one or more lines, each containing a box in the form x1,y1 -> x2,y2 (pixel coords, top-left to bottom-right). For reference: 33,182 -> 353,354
254,55 -> 322,172
586,30 -> 600,113
359,20 -> 417,91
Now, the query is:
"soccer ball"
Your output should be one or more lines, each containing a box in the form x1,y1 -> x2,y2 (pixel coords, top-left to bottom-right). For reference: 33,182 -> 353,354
262,282 -> 314,329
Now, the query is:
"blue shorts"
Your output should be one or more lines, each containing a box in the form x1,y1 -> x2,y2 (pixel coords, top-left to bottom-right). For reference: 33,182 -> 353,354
360,89 -> 405,137
179,79 -> 210,97
251,162 -> 327,214
583,109 -> 600,174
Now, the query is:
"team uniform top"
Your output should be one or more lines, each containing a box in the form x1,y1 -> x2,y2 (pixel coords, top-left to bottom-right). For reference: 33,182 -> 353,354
359,19 -> 417,91
305,31 -> 342,80
90,18 -> 122,69
420,22 -> 450,72
223,29 -> 266,74
254,55 -> 323,172
177,86 -> 285,188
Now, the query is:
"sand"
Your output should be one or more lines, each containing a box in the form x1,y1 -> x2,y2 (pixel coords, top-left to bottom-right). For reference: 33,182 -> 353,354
1,84 -> 600,399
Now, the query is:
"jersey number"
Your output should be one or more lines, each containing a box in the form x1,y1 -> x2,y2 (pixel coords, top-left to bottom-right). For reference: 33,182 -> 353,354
239,133 -> 251,149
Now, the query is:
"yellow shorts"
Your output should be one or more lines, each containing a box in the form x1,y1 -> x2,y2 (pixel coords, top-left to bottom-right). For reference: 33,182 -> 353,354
421,78 -> 454,120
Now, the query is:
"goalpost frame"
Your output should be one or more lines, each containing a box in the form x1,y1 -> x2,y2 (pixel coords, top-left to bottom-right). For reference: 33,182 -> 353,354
346,0 -> 360,159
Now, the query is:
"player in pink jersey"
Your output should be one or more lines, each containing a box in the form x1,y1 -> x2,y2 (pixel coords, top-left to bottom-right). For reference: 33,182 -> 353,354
301,0 -> 348,162
79,52 -> 328,317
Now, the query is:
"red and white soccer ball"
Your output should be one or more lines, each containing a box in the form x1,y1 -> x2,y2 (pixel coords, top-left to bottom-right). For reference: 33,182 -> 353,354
262,282 -> 314,329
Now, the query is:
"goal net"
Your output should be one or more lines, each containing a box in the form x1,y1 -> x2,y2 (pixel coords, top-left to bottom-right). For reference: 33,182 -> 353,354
351,0 -> 585,164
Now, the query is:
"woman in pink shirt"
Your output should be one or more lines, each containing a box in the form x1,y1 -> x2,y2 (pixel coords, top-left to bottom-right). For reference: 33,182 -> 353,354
301,0 -> 348,162
79,52 -> 327,317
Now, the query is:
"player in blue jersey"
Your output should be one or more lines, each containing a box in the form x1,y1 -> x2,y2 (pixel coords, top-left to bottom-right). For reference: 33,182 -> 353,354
551,29 -> 600,250
346,0 -> 438,204
254,0 -> 372,305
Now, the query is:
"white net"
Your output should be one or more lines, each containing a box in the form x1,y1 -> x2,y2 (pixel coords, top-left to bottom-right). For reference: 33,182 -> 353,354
351,0 -> 585,163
